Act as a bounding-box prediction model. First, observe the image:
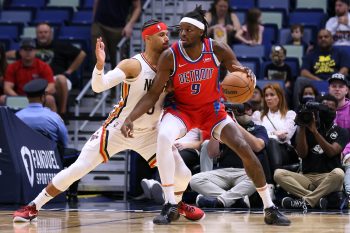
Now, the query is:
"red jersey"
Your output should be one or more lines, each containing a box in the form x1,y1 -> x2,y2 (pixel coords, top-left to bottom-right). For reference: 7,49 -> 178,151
170,38 -> 221,111
4,58 -> 54,95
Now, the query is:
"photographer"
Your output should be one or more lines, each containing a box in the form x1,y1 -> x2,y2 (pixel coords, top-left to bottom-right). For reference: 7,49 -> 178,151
274,94 -> 349,210
190,102 -> 271,208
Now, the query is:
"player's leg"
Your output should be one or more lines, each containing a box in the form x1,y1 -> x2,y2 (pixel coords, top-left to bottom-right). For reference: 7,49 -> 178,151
153,113 -> 186,225
213,117 -> 290,226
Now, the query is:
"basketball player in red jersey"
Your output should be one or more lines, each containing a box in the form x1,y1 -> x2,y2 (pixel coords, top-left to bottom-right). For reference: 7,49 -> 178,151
12,19 -> 203,224
122,7 -> 291,226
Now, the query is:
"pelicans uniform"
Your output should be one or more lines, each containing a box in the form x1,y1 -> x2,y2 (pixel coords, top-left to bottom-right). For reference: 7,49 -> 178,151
83,53 -> 166,167
166,38 -> 228,139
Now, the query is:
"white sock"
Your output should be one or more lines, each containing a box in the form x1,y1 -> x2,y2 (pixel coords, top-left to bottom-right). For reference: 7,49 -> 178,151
256,184 -> 274,209
175,193 -> 183,204
32,188 -> 53,210
163,186 -> 176,204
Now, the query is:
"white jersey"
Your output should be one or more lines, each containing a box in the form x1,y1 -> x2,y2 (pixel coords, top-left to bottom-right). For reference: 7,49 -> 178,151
103,53 -> 166,131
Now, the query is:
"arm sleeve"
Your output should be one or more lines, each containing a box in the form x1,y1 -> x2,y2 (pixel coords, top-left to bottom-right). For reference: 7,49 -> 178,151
91,66 -> 126,93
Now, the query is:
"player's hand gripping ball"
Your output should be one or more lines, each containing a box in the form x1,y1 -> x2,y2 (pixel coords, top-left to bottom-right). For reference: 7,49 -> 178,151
221,65 -> 256,103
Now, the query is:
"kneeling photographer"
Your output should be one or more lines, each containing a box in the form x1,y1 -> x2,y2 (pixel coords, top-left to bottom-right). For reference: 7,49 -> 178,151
274,94 -> 349,210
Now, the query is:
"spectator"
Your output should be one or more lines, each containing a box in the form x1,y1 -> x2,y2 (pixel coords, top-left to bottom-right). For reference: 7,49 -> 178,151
0,43 -> 7,95
235,8 -> 264,45
342,143 -> 350,198
249,86 -> 263,112
205,0 -> 241,46
0,38 -> 56,112
264,45 -> 293,107
326,0 -> 350,46
298,84 -> 320,106
35,23 -> 86,118
287,24 -> 311,53
91,0 -> 141,68
275,94 -> 349,210
191,102 -> 270,208
252,83 -> 298,175
293,29 -> 350,108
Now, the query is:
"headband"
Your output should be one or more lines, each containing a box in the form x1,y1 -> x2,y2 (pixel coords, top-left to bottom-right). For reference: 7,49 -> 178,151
179,17 -> 205,30
142,22 -> 167,39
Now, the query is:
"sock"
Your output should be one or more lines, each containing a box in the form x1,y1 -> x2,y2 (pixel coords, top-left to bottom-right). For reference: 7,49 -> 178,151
163,185 -> 176,204
256,184 -> 274,209
174,192 -> 183,204
32,188 -> 53,210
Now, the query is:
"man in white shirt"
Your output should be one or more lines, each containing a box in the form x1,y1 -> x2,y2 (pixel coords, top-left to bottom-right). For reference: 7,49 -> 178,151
326,0 -> 350,46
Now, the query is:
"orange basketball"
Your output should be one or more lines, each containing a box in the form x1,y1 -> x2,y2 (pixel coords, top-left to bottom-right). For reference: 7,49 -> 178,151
221,71 -> 255,103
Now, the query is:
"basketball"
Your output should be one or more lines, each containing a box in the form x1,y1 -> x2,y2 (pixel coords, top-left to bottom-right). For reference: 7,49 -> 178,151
221,71 -> 255,103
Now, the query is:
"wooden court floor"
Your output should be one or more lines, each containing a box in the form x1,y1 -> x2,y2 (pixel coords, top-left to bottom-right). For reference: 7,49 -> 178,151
1,209 -> 350,233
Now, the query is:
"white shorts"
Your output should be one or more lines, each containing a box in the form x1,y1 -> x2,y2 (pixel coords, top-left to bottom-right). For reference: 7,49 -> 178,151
83,118 -> 158,167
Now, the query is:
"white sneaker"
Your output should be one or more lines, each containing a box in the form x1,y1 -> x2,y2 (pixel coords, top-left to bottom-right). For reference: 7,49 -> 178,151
150,180 -> 165,205
140,179 -> 152,199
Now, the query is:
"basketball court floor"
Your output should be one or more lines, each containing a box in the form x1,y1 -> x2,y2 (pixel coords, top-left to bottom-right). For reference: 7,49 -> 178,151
1,196 -> 349,233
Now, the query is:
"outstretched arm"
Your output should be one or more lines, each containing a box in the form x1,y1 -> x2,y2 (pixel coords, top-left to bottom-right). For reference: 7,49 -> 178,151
121,49 -> 173,137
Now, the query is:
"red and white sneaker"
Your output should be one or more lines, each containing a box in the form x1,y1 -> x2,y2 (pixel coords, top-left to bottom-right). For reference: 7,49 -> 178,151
13,204 -> 38,222
178,201 -> 205,221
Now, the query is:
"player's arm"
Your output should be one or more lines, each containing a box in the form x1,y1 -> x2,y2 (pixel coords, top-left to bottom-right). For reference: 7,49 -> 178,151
121,49 -> 173,137
91,37 -> 140,93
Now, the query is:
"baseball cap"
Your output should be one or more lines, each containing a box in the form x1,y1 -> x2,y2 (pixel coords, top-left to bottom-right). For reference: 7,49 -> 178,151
20,38 -> 36,49
328,73 -> 348,86
23,79 -> 48,97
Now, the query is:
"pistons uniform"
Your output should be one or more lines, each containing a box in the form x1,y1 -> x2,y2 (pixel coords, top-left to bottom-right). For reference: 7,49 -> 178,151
84,53 -> 166,167
166,38 -> 227,139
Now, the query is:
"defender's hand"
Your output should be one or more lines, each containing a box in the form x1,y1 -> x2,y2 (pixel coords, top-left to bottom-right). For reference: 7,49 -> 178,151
121,118 -> 134,138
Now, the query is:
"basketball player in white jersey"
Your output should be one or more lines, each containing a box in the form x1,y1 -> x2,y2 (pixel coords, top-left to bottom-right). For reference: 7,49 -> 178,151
13,19 -> 204,224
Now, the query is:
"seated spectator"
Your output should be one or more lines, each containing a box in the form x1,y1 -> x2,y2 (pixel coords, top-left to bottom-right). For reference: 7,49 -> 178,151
264,45 -> 293,107
252,83 -> 298,175
249,86 -> 263,112
205,0 -> 241,47
326,0 -> 350,46
293,29 -> 350,108
287,24 -> 312,53
342,143 -> 350,199
275,94 -> 349,210
298,84 -> 321,106
15,79 -> 78,201
0,39 -> 57,111
235,8 -> 264,46
190,102 -> 270,208
0,43 -> 7,95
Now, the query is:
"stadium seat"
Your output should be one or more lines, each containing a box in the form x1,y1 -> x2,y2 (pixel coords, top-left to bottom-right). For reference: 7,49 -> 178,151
283,45 -> 304,66
262,24 -> 278,51
71,11 -> 93,25
279,27 -> 314,45
58,25 -> 91,40
9,0 -> 46,8
296,0 -> 328,12
0,10 -> 32,24
288,9 -> 326,29
261,10 -> 284,29
285,57 -> 301,79
33,9 -> 72,25
20,26 -> 36,39
235,10 -> 246,25
47,0 -> 80,9
310,80 -> 328,95
232,44 -> 265,59
0,25 -> 20,40
80,0 -> 94,9
257,0 -> 290,13
238,57 -> 261,78
229,0 -> 255,10
256,80 -> 285,90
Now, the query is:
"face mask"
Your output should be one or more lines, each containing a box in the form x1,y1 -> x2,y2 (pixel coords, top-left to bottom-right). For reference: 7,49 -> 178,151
302,95 -> 315,104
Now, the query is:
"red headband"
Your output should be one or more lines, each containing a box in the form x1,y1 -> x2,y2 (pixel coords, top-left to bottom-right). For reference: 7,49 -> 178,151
142,22 -> 167,39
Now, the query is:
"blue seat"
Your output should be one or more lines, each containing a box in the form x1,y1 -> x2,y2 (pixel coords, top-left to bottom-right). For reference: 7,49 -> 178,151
0,10 -> 32,24
262,24 -> 278,55
9,0 -> 46,8
310,80 -> 328,95
229,0 -> 255,10
279,27 -> 314,45
256,80 -> 285,90
232,44 -> 265,59
80,0 -> 94,9
71,11 -> 93,25
238,57 -> 261,78
285,57 -> 301,79
235,10 -> 246,25
0,25 -> 20,40
258,0 -> 290,13
33,9 -> 71,25
288,9 -> 326,29
58,25 -> 91,40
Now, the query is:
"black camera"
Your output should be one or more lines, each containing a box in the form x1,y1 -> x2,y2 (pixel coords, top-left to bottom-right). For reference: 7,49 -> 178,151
224,103 -> 246,115
295,101 -> 329,126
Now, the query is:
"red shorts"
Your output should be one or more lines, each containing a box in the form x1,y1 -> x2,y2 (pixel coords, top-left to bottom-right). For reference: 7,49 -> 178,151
165,103 -> 227,140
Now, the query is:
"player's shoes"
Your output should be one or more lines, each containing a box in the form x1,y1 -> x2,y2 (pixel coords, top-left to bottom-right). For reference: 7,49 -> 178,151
13,204 -> 38,222
178,201 -> 205,221
153,202 -> 180,225
264,205 -> 291,226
